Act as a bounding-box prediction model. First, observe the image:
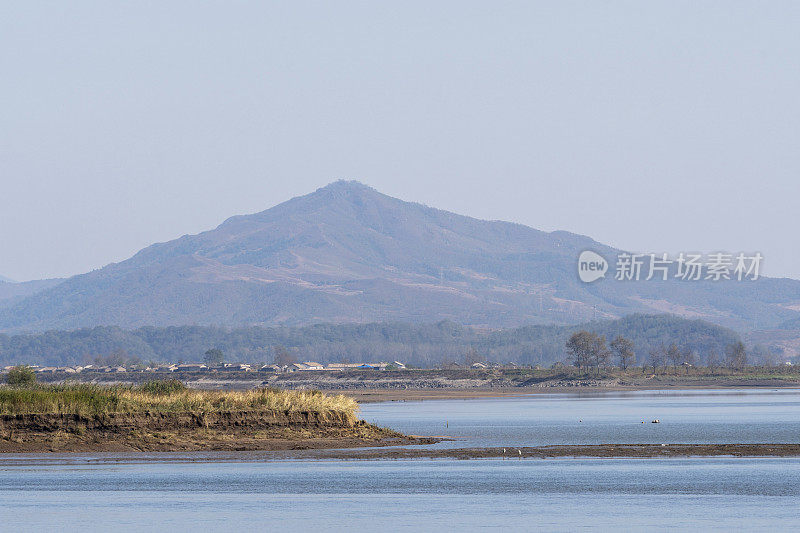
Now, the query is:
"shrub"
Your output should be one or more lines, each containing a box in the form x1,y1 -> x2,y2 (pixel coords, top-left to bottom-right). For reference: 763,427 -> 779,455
6,365 -> 37,387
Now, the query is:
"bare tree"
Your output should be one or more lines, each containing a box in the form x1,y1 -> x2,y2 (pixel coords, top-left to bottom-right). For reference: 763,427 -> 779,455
610,336 -> 636,369
273,345 -> 296,367
667,343 -> 682,372
566,331 -> 609,375
649,345 -> 667,374
725,342 -> 747,370
566,331 -> 595,370
681,347 -> 696,374
593,335 -> 611,372
706,349 -> 720,371
463,347 -> 482,366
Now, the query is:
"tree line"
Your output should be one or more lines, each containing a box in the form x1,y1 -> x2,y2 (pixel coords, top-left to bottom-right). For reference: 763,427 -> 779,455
566,330 -> 752,372
0,314 -> 785,368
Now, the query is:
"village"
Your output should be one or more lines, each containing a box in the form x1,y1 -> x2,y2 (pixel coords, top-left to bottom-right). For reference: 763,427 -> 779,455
0,360 -> 417,375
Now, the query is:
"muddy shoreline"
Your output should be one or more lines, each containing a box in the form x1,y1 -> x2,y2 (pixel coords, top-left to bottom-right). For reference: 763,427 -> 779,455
0,410 -> 436,453
3,443 -> 800,463
301,443 -> 800,460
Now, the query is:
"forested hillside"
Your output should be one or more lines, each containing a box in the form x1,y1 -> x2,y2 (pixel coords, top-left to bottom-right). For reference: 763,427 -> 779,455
0,314 -> 751,368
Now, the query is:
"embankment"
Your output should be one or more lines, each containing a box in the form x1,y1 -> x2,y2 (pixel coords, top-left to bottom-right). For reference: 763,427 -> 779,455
0,383 -> 434,452
0,409 -> 426,453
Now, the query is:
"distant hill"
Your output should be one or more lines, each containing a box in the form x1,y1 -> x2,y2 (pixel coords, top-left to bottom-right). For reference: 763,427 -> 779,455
0,275 -> 16,283
1,180 -> 800,332
0,278 -> 64,310
0,314 -> 742,367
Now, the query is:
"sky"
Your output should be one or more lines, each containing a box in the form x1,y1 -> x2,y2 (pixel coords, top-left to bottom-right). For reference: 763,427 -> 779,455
1,1 -> 799,282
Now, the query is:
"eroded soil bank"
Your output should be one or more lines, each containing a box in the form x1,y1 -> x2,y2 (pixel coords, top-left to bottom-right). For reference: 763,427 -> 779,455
0,410 -> 436,453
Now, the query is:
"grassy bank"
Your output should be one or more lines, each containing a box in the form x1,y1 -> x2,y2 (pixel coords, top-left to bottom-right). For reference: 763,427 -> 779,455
0,381 -> 358,420
0,381 -> 435,452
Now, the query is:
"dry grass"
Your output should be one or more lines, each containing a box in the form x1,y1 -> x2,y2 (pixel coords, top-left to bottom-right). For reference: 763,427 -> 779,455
0,382 -> 359,419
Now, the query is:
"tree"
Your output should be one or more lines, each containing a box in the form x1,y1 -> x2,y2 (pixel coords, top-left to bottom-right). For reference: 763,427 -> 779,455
273,345 -> 296,366
649,345 -> 667,373
706,349 -> 720,371
6,365 -> 36,386
667,343 -> 682,371
725,342 -> 747,370
94,350 -> 129,367
566,331 -> 595,369
592,335 -> 611,371
463,347 -> 482,366
750,344 -> 781,367
610,336 -> 635,369
566,331 -> 609,373
203,348 -> 225,366
681,348 -> 696,374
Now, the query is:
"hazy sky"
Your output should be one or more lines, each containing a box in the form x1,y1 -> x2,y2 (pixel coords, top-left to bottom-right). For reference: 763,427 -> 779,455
1,1 -> 798,282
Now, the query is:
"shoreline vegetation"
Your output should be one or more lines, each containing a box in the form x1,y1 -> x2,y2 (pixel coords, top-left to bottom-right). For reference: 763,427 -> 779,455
26,365 -> 800,386
0,381 -> 434,453
18,366 -> 800,403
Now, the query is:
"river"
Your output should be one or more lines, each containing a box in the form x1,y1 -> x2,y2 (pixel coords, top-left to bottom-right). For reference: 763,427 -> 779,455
1,389 -> 799,531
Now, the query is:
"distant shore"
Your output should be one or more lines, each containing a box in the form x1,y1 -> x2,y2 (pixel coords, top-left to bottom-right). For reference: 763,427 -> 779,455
334,383 -> 800,403
30,368 -> 800,399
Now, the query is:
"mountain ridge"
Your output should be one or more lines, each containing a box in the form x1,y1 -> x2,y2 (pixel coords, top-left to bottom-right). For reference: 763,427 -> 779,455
2,180 -> 800,333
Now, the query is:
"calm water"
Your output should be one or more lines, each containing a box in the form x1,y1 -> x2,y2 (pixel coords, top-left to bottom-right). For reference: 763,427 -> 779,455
360,389 -> 800,447
1,389 -> 799,532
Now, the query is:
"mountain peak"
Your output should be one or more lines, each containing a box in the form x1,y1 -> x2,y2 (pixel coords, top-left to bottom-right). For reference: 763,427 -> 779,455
317,179 -> 375,193
3,182 -> 800,333
307,180 -> 389,207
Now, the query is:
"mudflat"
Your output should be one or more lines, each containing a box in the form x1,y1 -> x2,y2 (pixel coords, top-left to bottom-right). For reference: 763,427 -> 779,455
4,443 -> 799,463
245,443 -> 800,461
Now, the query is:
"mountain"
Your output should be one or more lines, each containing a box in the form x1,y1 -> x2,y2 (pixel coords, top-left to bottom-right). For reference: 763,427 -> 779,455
0,278 -> 65,310
0,275 -> 16,283
1,180 -> 800,332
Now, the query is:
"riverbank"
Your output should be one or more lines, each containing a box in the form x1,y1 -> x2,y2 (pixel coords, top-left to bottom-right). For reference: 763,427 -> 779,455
0,383 -> 434,453
3,443 -> 800,463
